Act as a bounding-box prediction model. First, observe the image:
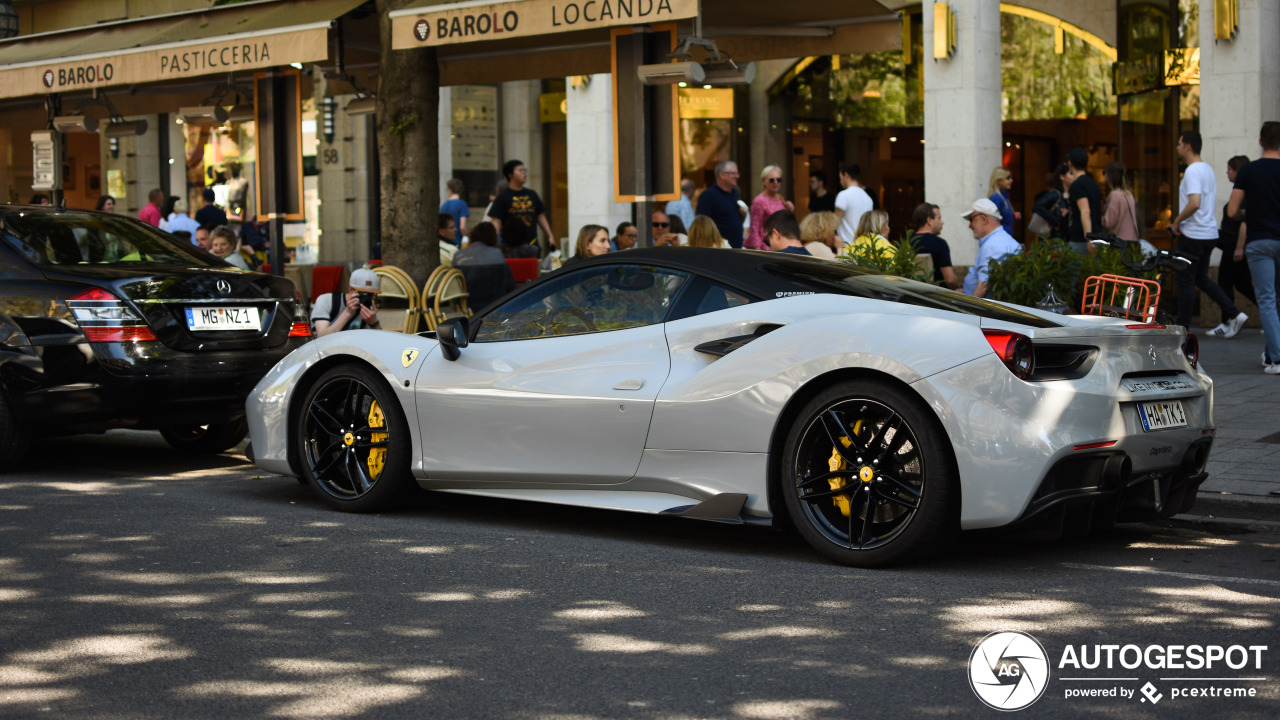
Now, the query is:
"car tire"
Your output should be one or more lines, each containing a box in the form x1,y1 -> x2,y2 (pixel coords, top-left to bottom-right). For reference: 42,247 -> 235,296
0,392 -> 31,471
159,419 -> 249,454
294,363 -> 414,512
781,379 -> 958,568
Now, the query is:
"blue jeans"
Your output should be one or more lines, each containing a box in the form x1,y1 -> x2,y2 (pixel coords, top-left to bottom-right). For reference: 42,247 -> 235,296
1245,238 -> 1280,364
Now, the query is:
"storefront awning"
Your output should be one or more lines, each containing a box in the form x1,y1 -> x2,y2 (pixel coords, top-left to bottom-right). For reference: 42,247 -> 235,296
389,0 -> 901,85
0,0 -> 366,101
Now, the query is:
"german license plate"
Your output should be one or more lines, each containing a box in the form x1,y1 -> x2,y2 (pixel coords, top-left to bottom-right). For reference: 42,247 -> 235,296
1138,400 -> 1187,431
185,306 -> 260,331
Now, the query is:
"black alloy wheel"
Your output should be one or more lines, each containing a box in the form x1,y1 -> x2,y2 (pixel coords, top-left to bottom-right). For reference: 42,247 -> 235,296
295,364 -> 412,512
781,380 -> 958,567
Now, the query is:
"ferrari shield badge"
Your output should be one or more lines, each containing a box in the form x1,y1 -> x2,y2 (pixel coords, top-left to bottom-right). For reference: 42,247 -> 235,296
401,348 -> 420,368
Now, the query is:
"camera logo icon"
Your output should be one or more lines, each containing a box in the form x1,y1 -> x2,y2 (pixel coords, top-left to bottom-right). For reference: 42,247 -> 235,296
969,631 -> 1051,711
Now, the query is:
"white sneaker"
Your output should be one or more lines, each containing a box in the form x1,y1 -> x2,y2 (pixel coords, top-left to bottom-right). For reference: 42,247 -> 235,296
1223,312 -> 1248,339
1266,363 -> 1280,375
1205,323 -> 1231,337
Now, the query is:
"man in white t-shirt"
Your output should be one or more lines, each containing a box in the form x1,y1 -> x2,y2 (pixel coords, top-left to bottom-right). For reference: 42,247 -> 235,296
1171,130 -> 1246,332
833,162 -> 873,247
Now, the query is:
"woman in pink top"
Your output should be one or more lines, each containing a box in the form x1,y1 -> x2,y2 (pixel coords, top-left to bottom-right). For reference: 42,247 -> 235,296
746,165 -> 794,249
1101,161 -> 1140,242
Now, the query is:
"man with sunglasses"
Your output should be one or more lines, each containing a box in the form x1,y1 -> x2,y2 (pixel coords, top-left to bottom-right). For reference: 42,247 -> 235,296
651,210 -> 681,246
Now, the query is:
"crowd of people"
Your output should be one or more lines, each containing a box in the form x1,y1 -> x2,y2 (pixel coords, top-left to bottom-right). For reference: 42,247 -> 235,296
439,156 -> 1035,304
80,186 -> 271,271
39,125 -> 1280,374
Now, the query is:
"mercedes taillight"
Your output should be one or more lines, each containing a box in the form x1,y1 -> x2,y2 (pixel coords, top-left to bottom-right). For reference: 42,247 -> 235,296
67,287 -> 158,342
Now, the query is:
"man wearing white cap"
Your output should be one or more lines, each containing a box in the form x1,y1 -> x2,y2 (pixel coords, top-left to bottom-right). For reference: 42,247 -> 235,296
961,198 -> 1021,298
312,268 -> 383,337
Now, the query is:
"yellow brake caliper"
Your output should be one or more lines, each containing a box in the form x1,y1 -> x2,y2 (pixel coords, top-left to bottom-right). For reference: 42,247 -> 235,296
826,420 -> 867,517
367,400 -> 387,479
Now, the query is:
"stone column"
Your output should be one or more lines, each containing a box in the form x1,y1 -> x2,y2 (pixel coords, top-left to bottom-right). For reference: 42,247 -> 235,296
315,89 -> 373,266
1199,0 -> 1280,225
923,0 -> 1003,265
566,74 -> 634,257
438,85 -> 453,209
119,115 -> 162,218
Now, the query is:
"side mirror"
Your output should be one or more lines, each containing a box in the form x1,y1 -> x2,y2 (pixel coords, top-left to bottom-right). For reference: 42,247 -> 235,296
437,316 -> 470,361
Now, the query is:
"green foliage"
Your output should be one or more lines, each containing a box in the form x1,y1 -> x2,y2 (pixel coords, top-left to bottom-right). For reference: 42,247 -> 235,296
987,239 -> 1145,310
791,51 -> 920,129
834,233 -> 933,283
1000,14 -> 1114,121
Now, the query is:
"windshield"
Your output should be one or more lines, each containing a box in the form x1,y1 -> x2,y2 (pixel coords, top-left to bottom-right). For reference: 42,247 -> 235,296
2,211 -> 226,269
763,260 -> 1061,328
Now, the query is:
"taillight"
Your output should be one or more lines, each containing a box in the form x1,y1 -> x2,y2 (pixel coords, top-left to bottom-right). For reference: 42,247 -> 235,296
983,329 -> 1034,380
1182,332 -> 1199,367
289,322 -> 312,338
67,287 -> 158,343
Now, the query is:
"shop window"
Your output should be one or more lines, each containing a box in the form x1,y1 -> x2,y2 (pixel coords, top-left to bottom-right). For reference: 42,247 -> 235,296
1000,13 -> 1115,122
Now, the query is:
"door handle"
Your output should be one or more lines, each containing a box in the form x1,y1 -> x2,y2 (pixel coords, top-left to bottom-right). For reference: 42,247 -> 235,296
613,379 -> 644,391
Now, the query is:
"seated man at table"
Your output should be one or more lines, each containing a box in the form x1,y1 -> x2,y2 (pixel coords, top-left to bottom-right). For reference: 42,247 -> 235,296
452,221 -> 516,309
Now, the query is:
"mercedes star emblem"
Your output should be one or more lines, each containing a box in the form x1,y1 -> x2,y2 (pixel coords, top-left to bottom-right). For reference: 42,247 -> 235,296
1149,345 -> 1157,364
217,279 -> 232,295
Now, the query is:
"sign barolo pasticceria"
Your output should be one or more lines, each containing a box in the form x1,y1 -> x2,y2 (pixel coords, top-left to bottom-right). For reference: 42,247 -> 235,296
0,27 -> 329,100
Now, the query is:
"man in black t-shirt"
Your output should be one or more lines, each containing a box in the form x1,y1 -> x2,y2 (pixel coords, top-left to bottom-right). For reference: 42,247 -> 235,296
808,171 -> 836,213
1227,121 -> 1280,373
485,159 -> 555,256
194,188 -> 228,228
1064,148 -> 1102,252
909,202 -> 959,288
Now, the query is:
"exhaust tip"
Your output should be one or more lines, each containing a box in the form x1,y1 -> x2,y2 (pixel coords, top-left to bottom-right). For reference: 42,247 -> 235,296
1103,454 -> 1132,489
1182,444 -> 1208,475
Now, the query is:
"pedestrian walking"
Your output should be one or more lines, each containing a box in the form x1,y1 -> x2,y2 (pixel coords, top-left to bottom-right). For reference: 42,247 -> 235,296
1212,155 -> 1257,321
695,160 -> 744,248
1064,149 -> 1102,254
440,178 -> 470,240
1226,122 -> 1280,373
988,167 -> 1019,237
1101,162 -> 1140,242
1030,164 -> 1070,240
746,165 -> 794,250
1171,130 -> 1248,335
834,162 -> 873,247
808,171 -> 836,213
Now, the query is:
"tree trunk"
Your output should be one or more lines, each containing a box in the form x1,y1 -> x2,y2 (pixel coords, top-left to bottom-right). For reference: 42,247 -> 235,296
376,0 -> 439,288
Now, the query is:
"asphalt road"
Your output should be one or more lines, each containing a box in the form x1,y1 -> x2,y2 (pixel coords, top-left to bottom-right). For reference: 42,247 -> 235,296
1,431 -> 1277,719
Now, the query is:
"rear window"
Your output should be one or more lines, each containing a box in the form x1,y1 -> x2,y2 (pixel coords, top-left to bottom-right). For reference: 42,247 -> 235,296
763,260 -> 1061,328
2,211 -> 225,268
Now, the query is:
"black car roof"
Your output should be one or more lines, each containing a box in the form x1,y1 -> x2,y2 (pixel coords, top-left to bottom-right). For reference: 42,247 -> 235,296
563,246 -> 1060,328
568,246 -> 833,297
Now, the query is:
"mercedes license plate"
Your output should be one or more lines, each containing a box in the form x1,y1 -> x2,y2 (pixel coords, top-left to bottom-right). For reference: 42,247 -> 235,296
1138,400 -> 1187,432
185,306 -> 260,331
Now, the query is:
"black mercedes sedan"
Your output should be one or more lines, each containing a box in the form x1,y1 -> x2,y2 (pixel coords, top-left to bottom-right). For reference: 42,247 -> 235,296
0,205 -> 310,468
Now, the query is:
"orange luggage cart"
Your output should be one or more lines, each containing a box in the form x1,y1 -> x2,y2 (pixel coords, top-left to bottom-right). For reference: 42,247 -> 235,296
1080,274 -> 1161,322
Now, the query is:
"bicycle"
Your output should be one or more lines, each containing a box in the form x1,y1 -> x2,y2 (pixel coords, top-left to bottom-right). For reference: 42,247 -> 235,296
1080,232 -> 1191,324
